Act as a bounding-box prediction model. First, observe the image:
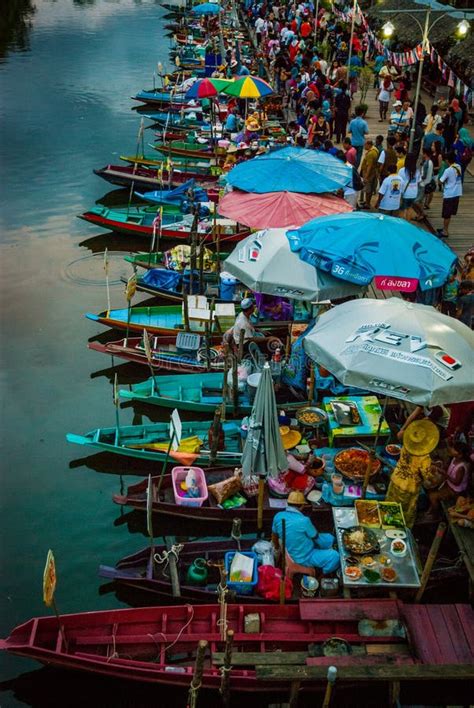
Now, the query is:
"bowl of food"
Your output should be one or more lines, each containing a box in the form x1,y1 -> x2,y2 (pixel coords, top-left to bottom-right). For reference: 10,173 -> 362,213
381,567 -> 397,583
390,539 -> 407,558
296,407 -> 327,428
342,526 -> 379,555
385,444 -> 401,459
334,448 -> 381,482
344,565 -> 362,581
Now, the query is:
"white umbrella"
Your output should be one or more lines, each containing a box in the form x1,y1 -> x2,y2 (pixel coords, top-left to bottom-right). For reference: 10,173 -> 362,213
223,229 -> 364,302
303,298 -> 474,406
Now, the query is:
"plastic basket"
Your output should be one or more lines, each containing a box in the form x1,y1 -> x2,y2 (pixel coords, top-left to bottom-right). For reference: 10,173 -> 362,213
171,466 -> 208,507
225,551 -> 258,596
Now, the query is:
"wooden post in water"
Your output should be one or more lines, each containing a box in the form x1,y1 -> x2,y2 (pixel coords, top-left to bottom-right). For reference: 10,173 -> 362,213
187,640 -> 208,708
210,407 -> 222,466
279,518 -> 286,605
237,328 -> 245,363
232,353 -> 239,415
415,521 -> 447,602
219,629 -> 234,707
204,323 -> 211,373
221,346 -> 229,421
164,536 -> 181,598
257,476 -> 265,534
183,293 -> 190,332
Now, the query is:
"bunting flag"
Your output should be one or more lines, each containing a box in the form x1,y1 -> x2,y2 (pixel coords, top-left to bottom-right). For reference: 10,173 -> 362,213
43,550 -> 57,607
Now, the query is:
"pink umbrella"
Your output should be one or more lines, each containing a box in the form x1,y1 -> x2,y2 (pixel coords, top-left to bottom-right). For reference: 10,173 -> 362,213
218,189 -> 353,229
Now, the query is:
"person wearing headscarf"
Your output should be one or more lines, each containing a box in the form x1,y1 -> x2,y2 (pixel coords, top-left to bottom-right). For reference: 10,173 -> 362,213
452,127 -> 473,180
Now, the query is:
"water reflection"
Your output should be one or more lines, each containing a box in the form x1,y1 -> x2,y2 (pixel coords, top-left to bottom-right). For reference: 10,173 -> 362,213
0,0 -> 36,58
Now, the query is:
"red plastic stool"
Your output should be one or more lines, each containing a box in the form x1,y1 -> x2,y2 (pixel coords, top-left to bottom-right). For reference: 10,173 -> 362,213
285,550 -> 316,580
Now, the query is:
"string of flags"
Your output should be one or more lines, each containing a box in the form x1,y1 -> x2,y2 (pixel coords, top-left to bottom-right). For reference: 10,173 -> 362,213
331,1 -> 471,102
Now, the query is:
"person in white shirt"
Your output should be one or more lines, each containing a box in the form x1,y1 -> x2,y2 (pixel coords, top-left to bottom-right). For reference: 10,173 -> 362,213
397,153 -> 422,219
437,151 -> 463,238
377,76 -> 394,121
375,163 -> 406,214
255,17 -> 266,44
423,105 -> 443,135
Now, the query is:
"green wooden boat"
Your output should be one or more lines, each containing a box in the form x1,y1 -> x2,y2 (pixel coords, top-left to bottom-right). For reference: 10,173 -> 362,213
124,250 -> 228,271
119,372 -> 309,414
66,419 -> 242,465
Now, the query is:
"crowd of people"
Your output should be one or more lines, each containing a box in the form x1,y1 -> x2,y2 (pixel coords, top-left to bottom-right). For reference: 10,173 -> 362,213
216,0 -> 472,327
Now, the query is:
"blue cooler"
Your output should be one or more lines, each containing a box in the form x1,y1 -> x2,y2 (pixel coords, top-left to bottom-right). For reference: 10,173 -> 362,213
225,551 -> 258,596
219,271 -> 238,301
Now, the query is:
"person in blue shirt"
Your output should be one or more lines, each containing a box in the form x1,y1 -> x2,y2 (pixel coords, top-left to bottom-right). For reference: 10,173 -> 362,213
225,108 -> 238,133
272,491 -> 340,574
348,106 -> 369,167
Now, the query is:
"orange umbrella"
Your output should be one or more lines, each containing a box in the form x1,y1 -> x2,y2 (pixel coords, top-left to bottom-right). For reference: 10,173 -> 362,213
218,189 -> 353,228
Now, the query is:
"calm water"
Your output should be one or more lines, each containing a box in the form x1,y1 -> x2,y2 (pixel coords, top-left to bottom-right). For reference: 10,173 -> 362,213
0,2 -> 208,705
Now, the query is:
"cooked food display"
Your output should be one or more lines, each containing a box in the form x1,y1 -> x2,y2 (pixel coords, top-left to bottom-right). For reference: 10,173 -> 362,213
379,502 -> 405,528
355,500 -> 381,527
391,539 -> 407,555
342,526 -> 379,555
334,448 -> 381,481
385,444 -> 401,456
297,407 -> 326,426
381,567 -> 397,583
330,400 -> 361,426
363,569 -> 380,583
344,566 -> 362,580
379,554 -> 391,566
360,556 -> 376,567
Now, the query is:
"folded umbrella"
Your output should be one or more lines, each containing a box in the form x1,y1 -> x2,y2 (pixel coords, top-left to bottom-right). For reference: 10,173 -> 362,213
218,189 -> 353,229
223,228 -> 363,301
303,297 -> 474,406
287,212 -> 457,291
226,146 -> 352,194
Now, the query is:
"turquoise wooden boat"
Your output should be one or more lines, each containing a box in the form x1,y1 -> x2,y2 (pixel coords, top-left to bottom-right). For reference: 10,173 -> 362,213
66,420 -> 242,465
119,372 -> 309,414
85,305 -> 223,337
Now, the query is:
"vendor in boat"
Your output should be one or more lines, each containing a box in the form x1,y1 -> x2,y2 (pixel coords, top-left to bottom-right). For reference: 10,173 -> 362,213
386,420 -> 440,527
271,491 -> 340,575
230,297 -> 263,347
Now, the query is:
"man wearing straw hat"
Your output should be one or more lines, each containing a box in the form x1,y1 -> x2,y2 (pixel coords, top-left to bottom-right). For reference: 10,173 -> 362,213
272,491 -> 340,575
386,420 -> 440,528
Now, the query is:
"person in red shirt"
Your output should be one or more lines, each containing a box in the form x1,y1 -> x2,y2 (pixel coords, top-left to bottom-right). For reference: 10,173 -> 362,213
300,19 -> 312,38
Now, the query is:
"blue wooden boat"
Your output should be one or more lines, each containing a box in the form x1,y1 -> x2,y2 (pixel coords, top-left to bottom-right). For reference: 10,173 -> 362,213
124,267 -> 241,302
119,372 -> 309,414
132,89 -> 190,105
66,419 -> 242,465
135,179 -> 209,205
85,304 -> 220,337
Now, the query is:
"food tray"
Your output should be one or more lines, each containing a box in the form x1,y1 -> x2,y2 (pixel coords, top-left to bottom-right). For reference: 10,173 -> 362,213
329,399 -> 361,426
355,500 -> 381,528
378,502 -> 406,529
333,448 -> 381,482
296,406 -> 327,428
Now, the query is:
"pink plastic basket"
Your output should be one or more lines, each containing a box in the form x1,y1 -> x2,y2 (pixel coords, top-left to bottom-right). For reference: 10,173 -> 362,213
171,466 -> 208,507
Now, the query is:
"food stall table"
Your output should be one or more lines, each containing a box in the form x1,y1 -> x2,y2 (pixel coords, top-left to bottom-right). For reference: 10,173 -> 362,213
332,507 -> 421,590
322,395 -> 391,448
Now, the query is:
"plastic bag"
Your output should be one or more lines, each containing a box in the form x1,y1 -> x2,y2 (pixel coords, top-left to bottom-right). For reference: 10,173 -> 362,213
230,552 -> 254,583
208,474 -> 242,504
257,565 -> 293,600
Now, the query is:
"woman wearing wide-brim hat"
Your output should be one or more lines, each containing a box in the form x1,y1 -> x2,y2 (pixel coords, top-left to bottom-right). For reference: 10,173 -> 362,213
385,420 -> 440,527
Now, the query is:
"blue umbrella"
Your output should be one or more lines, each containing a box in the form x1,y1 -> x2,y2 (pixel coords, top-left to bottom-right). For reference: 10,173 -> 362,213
191,3 -> 222,15
226,146 -> 352,194
287,212 -> 457,291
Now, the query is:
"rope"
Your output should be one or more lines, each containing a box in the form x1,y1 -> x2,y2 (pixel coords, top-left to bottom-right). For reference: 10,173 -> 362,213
147,604 -> 195,659
188,680 -> 202,708
217,582 -> 229,640
153,543 -> 184,578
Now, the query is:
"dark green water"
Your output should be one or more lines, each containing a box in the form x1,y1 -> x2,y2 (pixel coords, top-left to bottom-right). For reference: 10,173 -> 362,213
0,1 -> 205,705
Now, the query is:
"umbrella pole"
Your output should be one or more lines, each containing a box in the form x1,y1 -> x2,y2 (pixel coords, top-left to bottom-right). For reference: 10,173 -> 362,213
363,397 -> 388,499
257,475 -> 265,534
308,363 -> 316,404
415,522 -> 447,603
232,353 -> 239,415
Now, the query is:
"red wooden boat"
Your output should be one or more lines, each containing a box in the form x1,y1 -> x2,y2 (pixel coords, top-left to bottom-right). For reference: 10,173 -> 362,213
88,336 -> 227,373
1,600 -> 473,697
113,469 -> 331,529
94,164 -> 219,193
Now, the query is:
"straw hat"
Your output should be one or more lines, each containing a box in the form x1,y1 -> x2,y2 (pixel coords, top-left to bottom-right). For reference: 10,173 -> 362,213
245,116 -> 261,131
403,420 -> 439,456
280,426 -> 302,450
227,145 -> 238,153
287,491 -> 307,506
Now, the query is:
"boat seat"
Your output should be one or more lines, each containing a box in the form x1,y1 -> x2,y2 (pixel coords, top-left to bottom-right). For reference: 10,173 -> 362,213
285,551 -> 315,581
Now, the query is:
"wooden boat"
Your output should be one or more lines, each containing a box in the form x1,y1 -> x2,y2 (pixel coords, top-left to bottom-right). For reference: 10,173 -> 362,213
132,89 -> 189,105
119,372 -> 308,414
123,250 -> 227,271
2,600 -> 472,698
88,336 -> 228,373
98,537 -> 273,603
120,153 -> 217,172
113,469 -> 329,525
66,420 -> 242,465
123,270 -> 240,303
94,164 -> 219,192
154,140 -> 223,161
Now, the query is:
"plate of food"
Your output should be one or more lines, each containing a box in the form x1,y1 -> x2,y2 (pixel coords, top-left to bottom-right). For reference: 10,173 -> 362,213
342,526 -> 379,555
363,568 -> 381,583
330,400 -> 361,426
334,448 -> 381,482
390,539 -> 407,557
344,566 -> 362,581
385,529 -> 406,540
379,502 -> 405,529
381,567 -> 397,583
360,555 -> 376,568
385,444 -> 401,459
296,406 -> 327,428
355,500 -> 381,528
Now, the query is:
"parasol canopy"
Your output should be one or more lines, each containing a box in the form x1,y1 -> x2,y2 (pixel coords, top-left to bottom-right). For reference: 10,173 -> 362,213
303,298 -> 474,406
191,2 -> 222,15
222,75 -> 274,98
223,228 -> 364,301
218,189 -> 353,228
185,77 -> 232,99
287,212 -> 457,292
241,363 -> 288,479
226,146 -> 353,194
